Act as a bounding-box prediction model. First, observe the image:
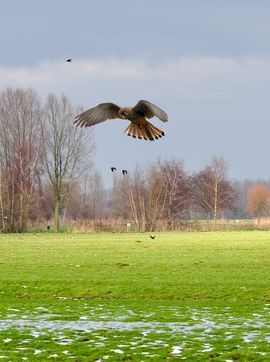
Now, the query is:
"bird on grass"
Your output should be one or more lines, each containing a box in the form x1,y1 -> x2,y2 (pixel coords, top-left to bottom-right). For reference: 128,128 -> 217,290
122,170 -> 128,175
111,167 -> 117,172
74,100 -> 168,141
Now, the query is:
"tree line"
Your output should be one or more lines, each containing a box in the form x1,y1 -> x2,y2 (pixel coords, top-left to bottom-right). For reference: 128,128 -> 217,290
0,88 -> 269,232
0,88 -> 94,232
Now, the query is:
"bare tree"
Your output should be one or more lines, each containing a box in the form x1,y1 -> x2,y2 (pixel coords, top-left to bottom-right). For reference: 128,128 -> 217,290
116,161 -> 191,231
145,165 -> 166,230
122,168 -> 147,231
158,160 -> 191,228
111,166 -> 156,231
88,171 -> 105,221
64,171 -> 105,222
246,184 -> 270,224
0,88 -> 43,231
192,157 -> 236,220
41,93 -> 94,231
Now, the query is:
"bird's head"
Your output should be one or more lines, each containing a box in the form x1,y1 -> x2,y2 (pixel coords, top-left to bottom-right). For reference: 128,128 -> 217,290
119,107 -> 132,119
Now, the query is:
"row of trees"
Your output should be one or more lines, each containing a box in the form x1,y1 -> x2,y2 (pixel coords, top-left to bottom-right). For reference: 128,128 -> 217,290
56,159 -> 270,231
0,87 -> 269,232
0,88 -> 94,232
110,158 -> 236,231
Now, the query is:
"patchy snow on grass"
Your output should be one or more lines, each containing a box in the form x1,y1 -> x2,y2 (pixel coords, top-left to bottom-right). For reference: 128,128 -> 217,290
1,304 -> 270,360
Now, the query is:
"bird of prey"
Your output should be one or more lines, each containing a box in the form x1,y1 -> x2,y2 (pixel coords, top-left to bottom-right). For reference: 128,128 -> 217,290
111,167 -> 117,172
66,59 -> 72,62
74,100 -> 168,141
122,170 -> 128,175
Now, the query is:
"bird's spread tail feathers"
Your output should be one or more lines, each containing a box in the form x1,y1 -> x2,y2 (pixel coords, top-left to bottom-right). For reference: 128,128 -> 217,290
125,121 -> 165,141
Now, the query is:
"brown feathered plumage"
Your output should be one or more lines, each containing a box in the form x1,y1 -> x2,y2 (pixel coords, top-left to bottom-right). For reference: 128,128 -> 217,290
74,100 -> 168,141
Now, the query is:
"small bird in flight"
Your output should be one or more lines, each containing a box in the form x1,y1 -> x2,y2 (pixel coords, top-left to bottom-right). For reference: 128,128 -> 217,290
74,100 -> 168,141
111,167 -> 117,172
122,170 -> 128,175
66,58 -> 72,62
150,235 -> 156,239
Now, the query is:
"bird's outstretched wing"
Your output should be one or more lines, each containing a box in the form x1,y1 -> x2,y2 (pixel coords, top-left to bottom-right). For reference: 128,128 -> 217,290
133,100 -> 168,123
74,103 -> 121,127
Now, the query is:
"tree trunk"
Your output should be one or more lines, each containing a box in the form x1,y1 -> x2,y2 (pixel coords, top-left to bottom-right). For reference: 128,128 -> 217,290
213,181 -> 218,221
54,195 -> 61,231
0,169 -> 5,231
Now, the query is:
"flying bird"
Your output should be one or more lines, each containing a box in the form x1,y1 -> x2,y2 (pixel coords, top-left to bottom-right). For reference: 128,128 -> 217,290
74,100 -> 168,141
111,167 -> 117,172
150,235 -> 156,239
122,170 -> 128,175
66,58 -> 72,62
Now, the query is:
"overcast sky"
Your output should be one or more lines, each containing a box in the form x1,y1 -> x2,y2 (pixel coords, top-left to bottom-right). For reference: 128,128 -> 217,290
1,0 -> 270,186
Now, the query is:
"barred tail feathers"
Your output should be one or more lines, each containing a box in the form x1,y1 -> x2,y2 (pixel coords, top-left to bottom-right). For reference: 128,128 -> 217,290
125,121 -> 165,141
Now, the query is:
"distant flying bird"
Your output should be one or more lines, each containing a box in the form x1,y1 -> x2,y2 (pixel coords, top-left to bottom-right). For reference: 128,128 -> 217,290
66,58 -> 72,62
74,100 -> 168,141
111,167 -> 117,172
122,170 -> 128,175
150,235 -> 155,239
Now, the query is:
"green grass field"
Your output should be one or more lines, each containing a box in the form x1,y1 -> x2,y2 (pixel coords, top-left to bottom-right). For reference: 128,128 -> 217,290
1,231 -> 270,361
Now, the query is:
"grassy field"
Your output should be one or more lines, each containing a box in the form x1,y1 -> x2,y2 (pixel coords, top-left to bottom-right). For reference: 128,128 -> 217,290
1,231 -> 270,361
